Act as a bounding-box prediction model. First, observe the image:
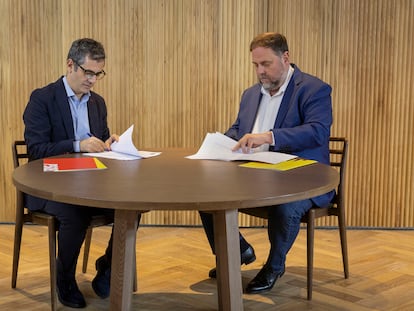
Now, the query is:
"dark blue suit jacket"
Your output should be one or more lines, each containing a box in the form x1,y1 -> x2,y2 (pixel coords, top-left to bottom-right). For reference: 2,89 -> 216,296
23,76 -> 111,210
225,65 -> 334,207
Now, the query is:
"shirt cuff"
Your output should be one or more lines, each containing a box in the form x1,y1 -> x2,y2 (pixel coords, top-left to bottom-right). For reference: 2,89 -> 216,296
269,130 -> 275,146
73,140 -> 80,152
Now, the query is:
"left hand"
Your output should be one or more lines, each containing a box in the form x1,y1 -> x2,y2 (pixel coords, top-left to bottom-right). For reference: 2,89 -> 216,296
232,131 -> 273,153
104,134 -> 119,150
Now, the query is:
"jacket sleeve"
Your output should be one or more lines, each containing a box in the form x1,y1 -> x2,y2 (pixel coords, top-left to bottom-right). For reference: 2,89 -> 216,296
272,82 -> 332,154
23,88 -> 74,160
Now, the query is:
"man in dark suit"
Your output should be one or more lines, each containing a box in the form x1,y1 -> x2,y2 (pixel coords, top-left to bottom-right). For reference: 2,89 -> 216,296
200,32 -> 334,294
23,38 -> 140,308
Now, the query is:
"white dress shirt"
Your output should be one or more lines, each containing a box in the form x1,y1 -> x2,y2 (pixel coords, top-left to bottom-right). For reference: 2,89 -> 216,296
252,65 -> 294,151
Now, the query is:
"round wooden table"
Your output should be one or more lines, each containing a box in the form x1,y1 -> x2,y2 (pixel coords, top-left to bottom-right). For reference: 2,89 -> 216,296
13,148 -> 339,311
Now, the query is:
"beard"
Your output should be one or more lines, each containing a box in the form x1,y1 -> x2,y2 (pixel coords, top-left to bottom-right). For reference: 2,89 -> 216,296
259,76 -> 281,93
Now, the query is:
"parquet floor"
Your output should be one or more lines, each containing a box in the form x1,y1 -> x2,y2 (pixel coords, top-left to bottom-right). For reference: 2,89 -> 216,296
1,224 -> 414,310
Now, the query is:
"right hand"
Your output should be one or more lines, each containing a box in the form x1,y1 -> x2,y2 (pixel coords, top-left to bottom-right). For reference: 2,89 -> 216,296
232,132 -> 273,153
80,136 -> 108,153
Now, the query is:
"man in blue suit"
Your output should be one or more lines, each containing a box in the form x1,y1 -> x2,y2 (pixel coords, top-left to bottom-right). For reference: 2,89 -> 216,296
23,38 -> 139,308
200,32 -> 333,294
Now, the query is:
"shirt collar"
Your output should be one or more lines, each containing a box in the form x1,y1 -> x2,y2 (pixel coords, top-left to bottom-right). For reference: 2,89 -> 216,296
62,76 -> 90,100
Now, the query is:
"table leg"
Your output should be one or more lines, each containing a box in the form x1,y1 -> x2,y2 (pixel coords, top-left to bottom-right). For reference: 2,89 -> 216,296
110,209 -> 139,311
213,209 -> 243,311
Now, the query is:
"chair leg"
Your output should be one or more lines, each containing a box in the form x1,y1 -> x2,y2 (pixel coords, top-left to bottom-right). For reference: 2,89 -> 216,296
48,219 -> 57,311
133,249 -> 137,292
11,204 -> 24,288
338,214 -> 349,279
83,227 -> 93,273
306,210 -> 315,300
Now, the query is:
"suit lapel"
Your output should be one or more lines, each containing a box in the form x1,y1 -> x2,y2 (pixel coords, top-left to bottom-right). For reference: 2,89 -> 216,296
87,96 -> 99,136
273,65 -> 302,129
55,78 -> 75,139
244,85 -> 262,134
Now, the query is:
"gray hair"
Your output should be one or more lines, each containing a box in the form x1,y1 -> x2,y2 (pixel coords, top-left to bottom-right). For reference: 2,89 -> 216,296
67,38 -> 106,65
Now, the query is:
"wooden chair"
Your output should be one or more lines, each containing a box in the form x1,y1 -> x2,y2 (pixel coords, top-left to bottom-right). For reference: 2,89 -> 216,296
11,140 -> 137,310
240,137 -> 349,300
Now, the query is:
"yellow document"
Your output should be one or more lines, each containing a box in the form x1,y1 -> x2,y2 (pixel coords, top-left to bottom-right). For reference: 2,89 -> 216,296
239,158 -> 317,171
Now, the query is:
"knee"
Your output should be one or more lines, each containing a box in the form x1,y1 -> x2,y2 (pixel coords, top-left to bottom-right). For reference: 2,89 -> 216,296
199,211 -> 212,223
268,205 -> 300,222
268,205 -> 289,220
268,201 -> 312,221
60,208 -> 92,231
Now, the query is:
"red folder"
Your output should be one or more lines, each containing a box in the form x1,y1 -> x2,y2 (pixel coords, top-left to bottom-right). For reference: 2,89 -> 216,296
43,157 -> 107,172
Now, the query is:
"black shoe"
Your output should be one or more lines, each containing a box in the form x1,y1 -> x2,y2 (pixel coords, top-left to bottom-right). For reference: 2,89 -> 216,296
57,279 -> 86,308
92,256 -> 111,299
245,265 -> 285,294
208,245 -> 256,278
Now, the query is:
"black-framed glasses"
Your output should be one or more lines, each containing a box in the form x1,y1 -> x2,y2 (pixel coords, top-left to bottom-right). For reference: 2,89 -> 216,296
74,61 -> 106,80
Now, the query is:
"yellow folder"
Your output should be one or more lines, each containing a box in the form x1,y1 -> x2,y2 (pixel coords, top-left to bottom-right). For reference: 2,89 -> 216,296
239,158 -> 317,171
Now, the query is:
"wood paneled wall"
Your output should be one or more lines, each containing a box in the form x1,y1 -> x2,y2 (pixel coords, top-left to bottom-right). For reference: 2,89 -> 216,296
1,0 -> 413,227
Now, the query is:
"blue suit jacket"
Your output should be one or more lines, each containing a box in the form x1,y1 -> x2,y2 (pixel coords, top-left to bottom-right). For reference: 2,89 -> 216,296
23,76 -> 111,210
225,65 -> 334,207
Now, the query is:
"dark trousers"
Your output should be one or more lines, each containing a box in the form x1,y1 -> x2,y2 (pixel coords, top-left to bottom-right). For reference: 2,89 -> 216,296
199,211 -> 252,255
41,200 -> 140,281
199,198 -> 313,272
264,199 -> 313,271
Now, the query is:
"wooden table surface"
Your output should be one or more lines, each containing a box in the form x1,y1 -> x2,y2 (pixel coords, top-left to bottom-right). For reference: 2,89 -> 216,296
13,148 -> 339,310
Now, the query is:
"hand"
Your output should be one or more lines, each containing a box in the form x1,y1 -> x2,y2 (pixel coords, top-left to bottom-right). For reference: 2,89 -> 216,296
232,132 -> 273,154
80,136 -> 108,153
104,134 -> 119,151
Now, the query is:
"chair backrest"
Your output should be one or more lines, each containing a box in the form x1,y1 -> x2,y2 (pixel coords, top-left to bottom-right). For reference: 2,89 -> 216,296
238,136 -> 348,220
328,137 -> 348,208
12,140 -> 31,222
13,140 -> 29,168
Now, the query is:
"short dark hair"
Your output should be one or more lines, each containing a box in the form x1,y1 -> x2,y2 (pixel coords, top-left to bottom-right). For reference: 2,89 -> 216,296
250,32 -> 289,56
67,38 -> 106,65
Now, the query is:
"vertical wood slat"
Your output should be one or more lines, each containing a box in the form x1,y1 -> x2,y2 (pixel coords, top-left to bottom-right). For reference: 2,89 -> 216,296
0,0 -> 413,228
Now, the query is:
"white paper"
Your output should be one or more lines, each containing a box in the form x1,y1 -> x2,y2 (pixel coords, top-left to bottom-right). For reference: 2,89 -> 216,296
85,125 -> 161,160
186,132 -> 297,164
111,125 -> 140,157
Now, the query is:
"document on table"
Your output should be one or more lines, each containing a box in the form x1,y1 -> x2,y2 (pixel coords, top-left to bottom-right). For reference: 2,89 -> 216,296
239,158 -> 317,171
186,132 -> 297,164
43,157 -> 107,172
85,125 -> 161,160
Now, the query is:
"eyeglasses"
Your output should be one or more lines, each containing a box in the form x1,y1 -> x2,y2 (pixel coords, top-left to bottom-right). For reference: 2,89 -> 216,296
74,61 -> 106,80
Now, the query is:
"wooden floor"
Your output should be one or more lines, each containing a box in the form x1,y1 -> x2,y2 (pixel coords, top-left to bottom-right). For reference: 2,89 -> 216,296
1,224 -> 414,310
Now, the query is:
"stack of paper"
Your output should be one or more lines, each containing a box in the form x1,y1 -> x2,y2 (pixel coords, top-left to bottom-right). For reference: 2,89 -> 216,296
85,125 -> 161,160
186,132 -> 297,164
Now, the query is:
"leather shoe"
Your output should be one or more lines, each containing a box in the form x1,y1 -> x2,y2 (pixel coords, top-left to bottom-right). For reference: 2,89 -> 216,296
92,256 -> 111,299
209,245 -> 256,278
57,279 -> 86,308
245,264 -> 285,294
